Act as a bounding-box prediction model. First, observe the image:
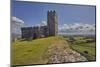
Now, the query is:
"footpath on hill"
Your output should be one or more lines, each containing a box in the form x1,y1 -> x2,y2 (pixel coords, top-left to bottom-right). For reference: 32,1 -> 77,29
12,36 -> 87,65
46,40 -> 87,63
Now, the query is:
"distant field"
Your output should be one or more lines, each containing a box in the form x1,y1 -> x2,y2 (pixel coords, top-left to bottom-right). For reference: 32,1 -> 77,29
11,36 -> 65,65
64,36 -> 96,61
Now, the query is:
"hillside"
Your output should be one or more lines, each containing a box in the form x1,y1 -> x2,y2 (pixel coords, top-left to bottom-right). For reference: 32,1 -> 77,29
65,36 -> 96,61
12,36 -> 87,65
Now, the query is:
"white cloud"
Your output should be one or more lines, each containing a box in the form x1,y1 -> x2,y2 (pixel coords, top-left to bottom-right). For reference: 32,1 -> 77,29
41,21 -> 47,26
36,21 -> 47,26
12,16 -> 24,25
11,16 -> 24,34
59,23 -> 95,35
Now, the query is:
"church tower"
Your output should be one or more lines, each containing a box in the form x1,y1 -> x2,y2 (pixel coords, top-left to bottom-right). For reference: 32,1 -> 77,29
47,10 -> 58,36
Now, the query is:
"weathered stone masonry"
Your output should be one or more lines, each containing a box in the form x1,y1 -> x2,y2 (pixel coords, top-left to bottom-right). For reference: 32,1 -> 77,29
21,10 -> 58,39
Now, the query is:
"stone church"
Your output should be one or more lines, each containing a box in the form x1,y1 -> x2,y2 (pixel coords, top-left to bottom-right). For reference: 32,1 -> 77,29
21,10 -> 58,39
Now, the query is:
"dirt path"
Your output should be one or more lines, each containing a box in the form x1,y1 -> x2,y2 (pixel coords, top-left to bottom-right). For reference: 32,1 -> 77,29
47,40 -> 87,63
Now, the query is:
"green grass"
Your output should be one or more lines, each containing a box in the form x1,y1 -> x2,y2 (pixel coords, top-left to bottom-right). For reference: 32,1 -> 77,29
67,36 -> 96,61
70,43 -> 96,61
11,36 -> 64,65
12,35 -> 96,65
75,43 -> 96,48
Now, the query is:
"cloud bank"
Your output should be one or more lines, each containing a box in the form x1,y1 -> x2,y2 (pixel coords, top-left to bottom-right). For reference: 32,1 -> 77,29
11,16 -> 24,34
59,23 -> 95,35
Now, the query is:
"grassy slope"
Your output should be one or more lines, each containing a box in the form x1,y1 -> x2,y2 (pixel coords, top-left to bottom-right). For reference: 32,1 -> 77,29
12,36 -> 96,65
68,36 -> 96,61
12,36 -> 65,65
70,43 -> 96,60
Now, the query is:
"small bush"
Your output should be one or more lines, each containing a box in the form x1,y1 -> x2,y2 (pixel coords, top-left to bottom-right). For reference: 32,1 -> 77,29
84,51 -> 88,54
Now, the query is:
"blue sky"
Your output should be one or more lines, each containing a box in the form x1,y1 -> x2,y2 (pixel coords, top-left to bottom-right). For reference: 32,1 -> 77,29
12,1 -> 96,35
12,1 -> 96,26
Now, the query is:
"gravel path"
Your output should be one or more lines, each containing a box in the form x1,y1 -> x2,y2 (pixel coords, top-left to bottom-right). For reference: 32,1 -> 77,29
47,40 -> 87,63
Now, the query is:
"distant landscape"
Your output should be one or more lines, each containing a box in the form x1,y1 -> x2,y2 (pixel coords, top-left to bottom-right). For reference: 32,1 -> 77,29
63,35 -> 96,61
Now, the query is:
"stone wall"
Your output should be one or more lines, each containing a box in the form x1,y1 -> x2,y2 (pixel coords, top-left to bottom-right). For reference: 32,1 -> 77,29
21,26 -> 48,39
